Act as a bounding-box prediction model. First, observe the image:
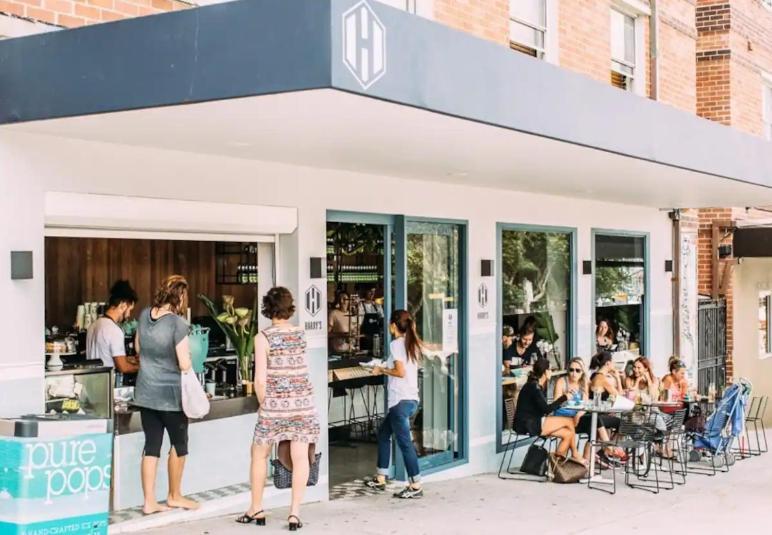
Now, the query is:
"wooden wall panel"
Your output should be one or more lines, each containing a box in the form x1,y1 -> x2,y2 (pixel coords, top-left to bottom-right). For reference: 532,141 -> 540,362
45,238 -> 257,329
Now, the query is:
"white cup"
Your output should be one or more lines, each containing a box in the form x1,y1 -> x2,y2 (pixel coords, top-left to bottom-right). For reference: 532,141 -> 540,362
205,382 -> 216,397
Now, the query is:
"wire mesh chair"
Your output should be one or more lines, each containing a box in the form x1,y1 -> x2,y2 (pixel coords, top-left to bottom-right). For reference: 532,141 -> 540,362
653,408 -> 687,489
745,395 -> 768,455
498,397 -> 555,481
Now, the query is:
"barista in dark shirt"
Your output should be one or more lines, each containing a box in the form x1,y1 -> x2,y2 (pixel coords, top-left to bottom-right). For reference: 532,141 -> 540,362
502,325 -> 517,367
513,324 -> 542,367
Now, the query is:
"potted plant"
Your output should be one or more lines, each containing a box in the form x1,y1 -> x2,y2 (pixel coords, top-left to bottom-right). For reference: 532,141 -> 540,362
198,293 -> 259,394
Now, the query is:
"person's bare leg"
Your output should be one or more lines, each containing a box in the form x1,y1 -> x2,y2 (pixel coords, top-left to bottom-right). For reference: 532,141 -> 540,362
247,443 -> 271,517
289,441 -> 310,519
166,447 -> 199,510
552,428 -> 572,457
141,456 -> 170,514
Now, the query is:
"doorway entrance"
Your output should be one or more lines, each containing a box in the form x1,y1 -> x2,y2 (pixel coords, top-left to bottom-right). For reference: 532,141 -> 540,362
325,214 -> 467,494
326,221 -> 391,488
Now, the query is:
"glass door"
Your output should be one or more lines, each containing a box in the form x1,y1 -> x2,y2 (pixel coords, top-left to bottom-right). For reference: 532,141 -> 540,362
404,220 -> 464,470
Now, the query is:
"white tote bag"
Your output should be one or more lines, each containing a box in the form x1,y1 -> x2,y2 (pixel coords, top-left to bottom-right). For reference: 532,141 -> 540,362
181,370 -> 210,419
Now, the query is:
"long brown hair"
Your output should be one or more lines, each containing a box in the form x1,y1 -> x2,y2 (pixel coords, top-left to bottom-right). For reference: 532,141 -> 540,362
390,309 -> 423,363
634,356 -> 654,377
153,275 -> 188,315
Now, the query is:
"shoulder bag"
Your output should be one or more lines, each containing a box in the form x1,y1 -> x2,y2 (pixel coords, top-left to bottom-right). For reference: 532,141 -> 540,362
181,370 -> 210,419
520,443 -> 549,476
548,453 -> 587,484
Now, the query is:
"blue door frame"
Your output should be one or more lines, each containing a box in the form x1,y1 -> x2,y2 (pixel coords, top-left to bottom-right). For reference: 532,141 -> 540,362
494,223 -> 578,453
326,211 -> 469,480
590,229 -> 651,357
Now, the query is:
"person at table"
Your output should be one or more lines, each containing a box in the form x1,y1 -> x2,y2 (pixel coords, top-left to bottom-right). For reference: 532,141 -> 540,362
512,325 -> 542,367
328,291 -> 353,353
589,351 -> 624,400
86,279 -> 140,374
661,357 -> 689,407
513,358 -> 585,464
554,357 -> 623,464
502,325 -> 517,370
624,356 -> 659,402
595,319 -> 615,352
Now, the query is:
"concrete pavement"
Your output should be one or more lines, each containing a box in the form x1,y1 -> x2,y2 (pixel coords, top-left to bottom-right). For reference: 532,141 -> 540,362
139,453 -> 772,535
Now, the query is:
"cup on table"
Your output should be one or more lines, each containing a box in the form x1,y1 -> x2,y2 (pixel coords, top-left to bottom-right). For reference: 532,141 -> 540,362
205,381 -> 216,397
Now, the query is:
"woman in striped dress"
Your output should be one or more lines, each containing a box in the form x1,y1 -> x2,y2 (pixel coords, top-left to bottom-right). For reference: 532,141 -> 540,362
237,287 -> 319,531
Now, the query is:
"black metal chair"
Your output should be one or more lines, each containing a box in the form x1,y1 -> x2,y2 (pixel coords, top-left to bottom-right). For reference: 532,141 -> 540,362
592,410 -> 660,494
653,408 -> 687,488
498,397 -> 555,481
745,395 -> 768,455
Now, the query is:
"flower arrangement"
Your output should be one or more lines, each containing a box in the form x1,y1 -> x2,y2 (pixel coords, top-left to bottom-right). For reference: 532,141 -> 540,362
198,293 -> 259,383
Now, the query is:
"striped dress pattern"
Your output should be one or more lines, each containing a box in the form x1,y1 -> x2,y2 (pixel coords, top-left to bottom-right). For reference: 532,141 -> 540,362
253,325 -> 320,445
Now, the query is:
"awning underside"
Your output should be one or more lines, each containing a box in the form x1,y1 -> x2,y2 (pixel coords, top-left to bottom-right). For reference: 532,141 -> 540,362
7,89 -> 772,209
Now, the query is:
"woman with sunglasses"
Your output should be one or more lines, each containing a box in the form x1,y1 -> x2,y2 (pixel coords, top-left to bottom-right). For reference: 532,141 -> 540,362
553,358 -> 624,466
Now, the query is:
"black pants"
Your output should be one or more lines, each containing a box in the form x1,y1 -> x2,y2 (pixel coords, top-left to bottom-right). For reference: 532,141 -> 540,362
140,408 -> 189,458
576,414 -> 621,435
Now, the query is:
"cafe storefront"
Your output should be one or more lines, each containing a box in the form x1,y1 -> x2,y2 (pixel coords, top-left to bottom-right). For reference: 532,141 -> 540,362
2,0 -> 772,526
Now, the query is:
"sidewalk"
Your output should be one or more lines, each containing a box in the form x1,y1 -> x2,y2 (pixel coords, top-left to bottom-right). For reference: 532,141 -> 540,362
139,454 -> 772,535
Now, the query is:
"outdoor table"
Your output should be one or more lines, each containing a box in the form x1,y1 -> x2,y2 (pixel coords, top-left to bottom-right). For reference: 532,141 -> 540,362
574,402 -> 632,486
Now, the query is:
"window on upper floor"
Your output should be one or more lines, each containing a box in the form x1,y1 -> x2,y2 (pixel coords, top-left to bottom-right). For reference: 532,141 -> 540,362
509,0 -> 547,58
610,8 -> 636,91
764,80 -> 772,141
377,0 -> 418,13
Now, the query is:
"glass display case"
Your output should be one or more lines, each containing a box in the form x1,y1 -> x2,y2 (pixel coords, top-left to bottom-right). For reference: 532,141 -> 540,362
44,365 -> 113,419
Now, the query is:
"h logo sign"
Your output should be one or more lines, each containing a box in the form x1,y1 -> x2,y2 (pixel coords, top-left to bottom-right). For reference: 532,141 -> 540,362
342,1 -> 386,90
305,285 -> 322,317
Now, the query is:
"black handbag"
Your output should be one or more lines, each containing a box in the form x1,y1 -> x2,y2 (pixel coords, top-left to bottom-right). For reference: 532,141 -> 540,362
520,443 -> 549,476
271,441 -> 322,489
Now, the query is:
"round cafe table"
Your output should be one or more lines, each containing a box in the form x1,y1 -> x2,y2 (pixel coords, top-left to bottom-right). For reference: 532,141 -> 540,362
574,402 -> 633,486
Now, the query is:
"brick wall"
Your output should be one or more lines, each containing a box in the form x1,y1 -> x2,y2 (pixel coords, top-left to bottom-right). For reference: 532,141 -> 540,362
0,0 -> 192,28
658,0 -> 698,112
558,0 -> 611,85
433,0 -> 508,45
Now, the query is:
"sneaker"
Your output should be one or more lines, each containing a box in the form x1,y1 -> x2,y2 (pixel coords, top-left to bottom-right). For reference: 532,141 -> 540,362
362,476 -> 386,491
393,485 -> 423,499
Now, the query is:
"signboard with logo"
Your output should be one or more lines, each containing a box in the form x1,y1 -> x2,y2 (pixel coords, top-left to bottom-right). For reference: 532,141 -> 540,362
341,1 -> 387,91
0,432 -> 113,534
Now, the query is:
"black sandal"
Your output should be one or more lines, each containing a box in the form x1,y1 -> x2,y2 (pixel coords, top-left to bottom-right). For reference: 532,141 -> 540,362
288,514 -> 303,531
236,510 -> 266,526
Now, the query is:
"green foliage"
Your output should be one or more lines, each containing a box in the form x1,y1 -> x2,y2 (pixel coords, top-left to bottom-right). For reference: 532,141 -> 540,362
198,293 -> 259,381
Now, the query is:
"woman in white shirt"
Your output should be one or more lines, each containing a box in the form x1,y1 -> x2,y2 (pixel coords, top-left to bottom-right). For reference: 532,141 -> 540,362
366,309 -> 423,499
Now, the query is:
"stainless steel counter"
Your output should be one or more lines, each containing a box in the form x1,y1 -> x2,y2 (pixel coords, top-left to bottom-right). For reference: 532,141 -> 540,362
114,394 -> 258,435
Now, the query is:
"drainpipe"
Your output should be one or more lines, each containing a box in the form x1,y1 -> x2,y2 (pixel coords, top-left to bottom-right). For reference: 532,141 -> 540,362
670,209 -> 681,356
649,0 -> 659,101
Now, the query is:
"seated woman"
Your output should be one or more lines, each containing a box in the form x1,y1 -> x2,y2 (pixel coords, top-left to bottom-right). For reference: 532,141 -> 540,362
513,358 -> 585,465
660,357 -> 689,415
624,357 -> 660,402
554,358 -> 624,465
595,319 -> 615,352
589,351 -> 624,400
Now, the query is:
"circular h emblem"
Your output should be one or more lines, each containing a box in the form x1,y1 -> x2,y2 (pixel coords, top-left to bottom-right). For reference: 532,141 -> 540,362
342,1 -> 386,90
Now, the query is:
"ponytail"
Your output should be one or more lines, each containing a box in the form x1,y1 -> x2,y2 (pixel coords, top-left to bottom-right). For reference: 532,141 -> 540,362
590,351 -> 612,371
390,310 -> 423,363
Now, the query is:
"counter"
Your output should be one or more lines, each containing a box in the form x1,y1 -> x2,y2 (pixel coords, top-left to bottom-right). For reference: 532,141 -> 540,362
114,394 -> 257,434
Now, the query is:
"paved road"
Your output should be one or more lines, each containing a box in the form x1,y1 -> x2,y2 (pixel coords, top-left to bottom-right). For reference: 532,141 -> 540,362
141,453 -> 772,534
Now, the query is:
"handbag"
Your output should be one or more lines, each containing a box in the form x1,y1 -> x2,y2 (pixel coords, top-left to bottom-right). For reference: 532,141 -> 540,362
181,370 -> 210,419
271,441 -> 322,489
548,453 -> 587,484
520,443 -> 549,476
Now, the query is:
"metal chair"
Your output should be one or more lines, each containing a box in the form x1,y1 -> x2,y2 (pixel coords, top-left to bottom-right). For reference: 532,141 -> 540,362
498,397 -> 555,481
653,408 -> 687,488
745,395 -> 768,455
592,410 -> 660,494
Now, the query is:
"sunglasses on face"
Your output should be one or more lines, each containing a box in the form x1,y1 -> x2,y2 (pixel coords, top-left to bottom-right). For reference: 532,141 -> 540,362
569,368 -> 582,373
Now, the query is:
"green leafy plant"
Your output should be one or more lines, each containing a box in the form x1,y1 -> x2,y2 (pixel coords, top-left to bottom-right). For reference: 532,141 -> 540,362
198,293 -> 259,382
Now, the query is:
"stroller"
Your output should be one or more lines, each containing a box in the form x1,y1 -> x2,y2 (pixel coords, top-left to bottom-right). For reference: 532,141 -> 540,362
685,378 -> 751,475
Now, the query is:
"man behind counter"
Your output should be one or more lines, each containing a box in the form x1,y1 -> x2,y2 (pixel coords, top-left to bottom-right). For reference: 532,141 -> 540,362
86,280 -> 140,373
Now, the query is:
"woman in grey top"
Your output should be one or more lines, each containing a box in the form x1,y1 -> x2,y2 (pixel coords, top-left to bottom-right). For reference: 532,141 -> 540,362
134,275 -> 197,514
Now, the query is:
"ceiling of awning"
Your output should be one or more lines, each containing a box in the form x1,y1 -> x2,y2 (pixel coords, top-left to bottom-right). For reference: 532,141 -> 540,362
7,88 -> 772,209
